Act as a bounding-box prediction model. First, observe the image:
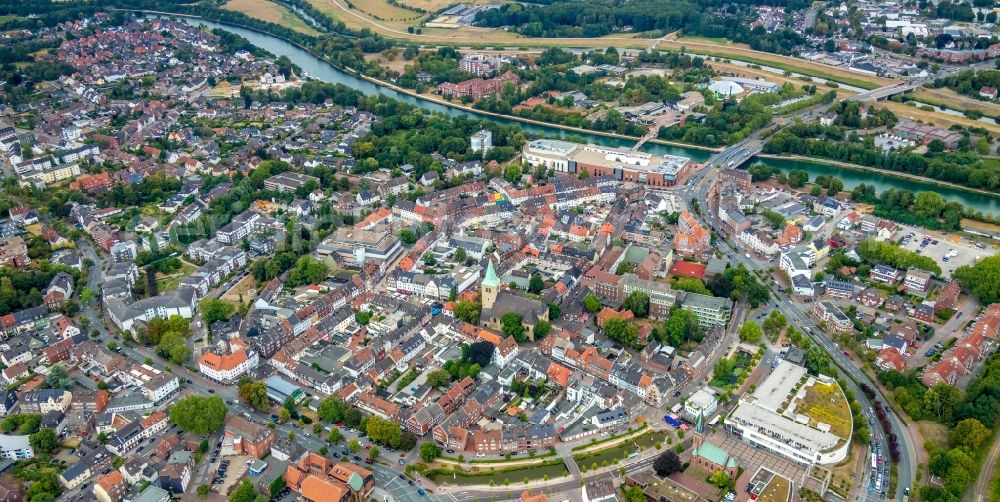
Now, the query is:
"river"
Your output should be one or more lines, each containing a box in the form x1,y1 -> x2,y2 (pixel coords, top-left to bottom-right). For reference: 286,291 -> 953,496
172,16 -> 1000,216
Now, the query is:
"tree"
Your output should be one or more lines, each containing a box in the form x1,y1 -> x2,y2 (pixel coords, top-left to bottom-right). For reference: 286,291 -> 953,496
928,139 -> 946,153
239,380 -> 269,411
369,445 -> 380,461
951,418 -> 990,451
583,294 -> 602,313
318,397 -> 348,423
955,255 -> 1000,303
762,311 -> 787,339
29,428 -> 57,453
454,247 -> 467,263
528,274 -> 544,294
169,396 -> 227,435
198,485 -> 210,498
739,321 -> 763,343
653,451 -> 682,477
45,364 -> 72,389
398,229 -> 416,246
229,480 -> 257,502
501,312 -> 525,341
533,320 -> 551,339
787,169 -> 809,188
328,429 -> 343,444
348,439 -> 361,453
454,301 -> 481,325
427,370 -> 452,388
420,442 -> 442,462
465,341 -> 496,366
278,408 -> 291,423
199,298 -> 235,325
622,291 -> 650,318
659,308 -> 702,347
673,277 -> 711,296
709,470 -> 731,488
603,318 -> 639,347
287,256 -> 330,287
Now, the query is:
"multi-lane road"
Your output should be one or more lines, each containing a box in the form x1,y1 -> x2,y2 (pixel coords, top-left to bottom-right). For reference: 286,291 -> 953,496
685,163 -> 916,501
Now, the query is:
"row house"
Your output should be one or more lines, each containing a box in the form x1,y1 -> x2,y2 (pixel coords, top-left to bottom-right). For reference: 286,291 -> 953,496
739,229 -> 779,256
934,280 -> 961,313
105,411 -> 168,455
922,332 -> 991,386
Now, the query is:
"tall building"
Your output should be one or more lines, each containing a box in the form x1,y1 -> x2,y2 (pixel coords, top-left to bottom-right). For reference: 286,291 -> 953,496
471,129 -> 493,155
481,260 -> 500,310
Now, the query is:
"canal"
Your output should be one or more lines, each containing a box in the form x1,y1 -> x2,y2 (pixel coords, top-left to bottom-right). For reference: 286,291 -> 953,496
172,16 -> 1000,217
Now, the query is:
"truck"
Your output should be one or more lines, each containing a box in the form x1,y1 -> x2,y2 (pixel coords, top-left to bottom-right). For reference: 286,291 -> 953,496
663,415 -> 682,428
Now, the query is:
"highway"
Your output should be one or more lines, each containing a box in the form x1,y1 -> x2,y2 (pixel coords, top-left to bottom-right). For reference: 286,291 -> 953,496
685,166 -> 916,502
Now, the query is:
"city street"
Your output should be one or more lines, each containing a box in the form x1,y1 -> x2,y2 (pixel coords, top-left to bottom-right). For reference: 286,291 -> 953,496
688,163 -> 916,502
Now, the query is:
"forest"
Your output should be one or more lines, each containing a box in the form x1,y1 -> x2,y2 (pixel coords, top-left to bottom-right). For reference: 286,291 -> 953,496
763,126 -> 999,192
473,0 -> 805,54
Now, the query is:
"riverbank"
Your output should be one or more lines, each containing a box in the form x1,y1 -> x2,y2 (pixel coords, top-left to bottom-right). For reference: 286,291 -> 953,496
757,153 -> 1000,201
348,69 -> 724,154
148,13 -> 1000,215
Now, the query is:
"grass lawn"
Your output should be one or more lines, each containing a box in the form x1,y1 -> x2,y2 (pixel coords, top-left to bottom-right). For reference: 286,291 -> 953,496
757,475 -> 791,502
910,87 -> 1000,120
916,421 -> 949,454
224,0 -> 321,35
155,261 -> 197,292
878,100 -> 1000,135
677,35 -> 746,47
350,0 -> 424,22
798,381 -> 852,441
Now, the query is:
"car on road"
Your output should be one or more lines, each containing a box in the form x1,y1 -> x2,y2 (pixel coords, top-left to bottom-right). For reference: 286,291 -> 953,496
446,449 -> 454,454
408,480 -> 414,486
417,489 -> 426,496
208,389 -> 215,393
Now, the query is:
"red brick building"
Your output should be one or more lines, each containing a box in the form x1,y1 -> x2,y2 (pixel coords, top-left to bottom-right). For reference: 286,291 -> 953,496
223,416 -> 276,459
438,71 -> 519,101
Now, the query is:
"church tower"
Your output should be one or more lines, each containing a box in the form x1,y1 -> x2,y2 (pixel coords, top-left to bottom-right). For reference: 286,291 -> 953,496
481,260 -> 500,310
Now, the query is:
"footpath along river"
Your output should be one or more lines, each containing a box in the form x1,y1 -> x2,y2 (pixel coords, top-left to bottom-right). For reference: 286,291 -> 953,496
171,15 -> 1000,216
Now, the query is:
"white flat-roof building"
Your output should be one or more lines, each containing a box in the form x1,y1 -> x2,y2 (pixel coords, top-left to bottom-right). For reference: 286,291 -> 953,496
724,360 -> 849,465
522,139 -> 693,190
683,387 -> 718,422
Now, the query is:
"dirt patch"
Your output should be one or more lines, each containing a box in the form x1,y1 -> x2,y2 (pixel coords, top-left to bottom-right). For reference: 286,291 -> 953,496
916,421 -> 949,454
224,0 -> 321,35
364,52 -> 411,74
220,274 -> 258,304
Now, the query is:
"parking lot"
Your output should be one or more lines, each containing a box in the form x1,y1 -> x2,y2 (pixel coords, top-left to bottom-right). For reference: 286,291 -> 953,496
213,454 -> 253,494
896,226 -> 985,278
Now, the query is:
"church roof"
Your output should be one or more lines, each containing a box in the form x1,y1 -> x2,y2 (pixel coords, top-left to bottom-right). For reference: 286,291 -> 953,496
693,440 -> 737,468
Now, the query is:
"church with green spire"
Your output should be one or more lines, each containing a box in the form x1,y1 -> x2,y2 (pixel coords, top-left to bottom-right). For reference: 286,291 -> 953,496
479,259 -> 549,341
